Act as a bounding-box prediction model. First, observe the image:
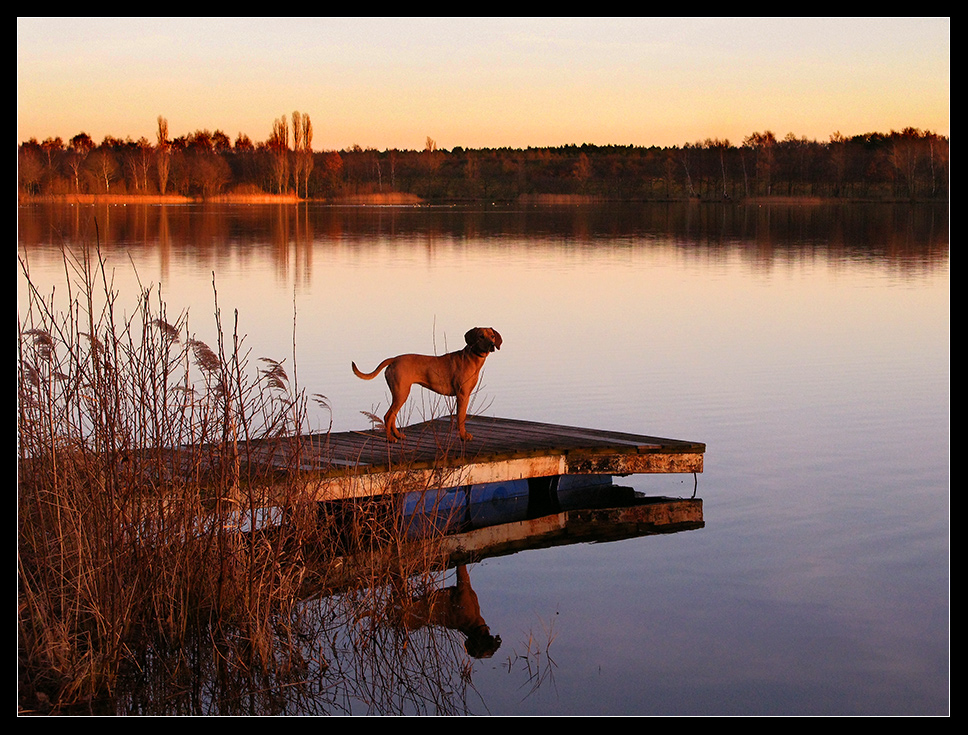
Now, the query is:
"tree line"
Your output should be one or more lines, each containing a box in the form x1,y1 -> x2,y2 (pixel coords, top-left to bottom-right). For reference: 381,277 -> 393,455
18,114 -> 949,202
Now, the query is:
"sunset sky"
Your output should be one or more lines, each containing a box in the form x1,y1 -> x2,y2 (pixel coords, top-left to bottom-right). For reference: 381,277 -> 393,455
17,17 -> 949,151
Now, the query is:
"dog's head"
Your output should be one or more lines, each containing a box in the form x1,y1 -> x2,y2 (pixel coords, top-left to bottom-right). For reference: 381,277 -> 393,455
465,327 -> 502,355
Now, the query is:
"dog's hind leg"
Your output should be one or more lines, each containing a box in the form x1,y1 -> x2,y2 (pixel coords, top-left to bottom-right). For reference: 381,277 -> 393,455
383,368 -> 411,442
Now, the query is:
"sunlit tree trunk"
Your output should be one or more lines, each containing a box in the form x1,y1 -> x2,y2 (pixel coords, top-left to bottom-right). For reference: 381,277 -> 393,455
156,117 -> 171,195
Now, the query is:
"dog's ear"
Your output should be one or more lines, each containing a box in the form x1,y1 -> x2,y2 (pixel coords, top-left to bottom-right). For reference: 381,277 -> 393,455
491,329 -> 502,350
464,328 -> 481,346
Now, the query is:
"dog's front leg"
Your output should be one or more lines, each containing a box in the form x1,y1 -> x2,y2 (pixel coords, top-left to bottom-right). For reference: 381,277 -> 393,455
455,391 -> 473,441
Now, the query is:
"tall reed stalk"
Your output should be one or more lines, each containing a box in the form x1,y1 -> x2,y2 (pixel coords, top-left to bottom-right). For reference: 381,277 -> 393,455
18,236 -> 475,715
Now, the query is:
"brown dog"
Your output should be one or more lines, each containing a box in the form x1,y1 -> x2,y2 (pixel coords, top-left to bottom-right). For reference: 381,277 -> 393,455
352,327 -> 502,442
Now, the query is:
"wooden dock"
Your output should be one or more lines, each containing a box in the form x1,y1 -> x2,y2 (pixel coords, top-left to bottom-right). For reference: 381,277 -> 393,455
268,415 -> 705,502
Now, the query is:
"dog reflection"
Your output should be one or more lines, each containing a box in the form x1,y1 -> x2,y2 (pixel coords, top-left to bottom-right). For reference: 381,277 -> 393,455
391,564 -> 501,658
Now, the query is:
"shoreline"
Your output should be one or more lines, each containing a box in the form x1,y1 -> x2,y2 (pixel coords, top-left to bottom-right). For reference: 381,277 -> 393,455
17,192 -> 947,206
17,192 -> 423,206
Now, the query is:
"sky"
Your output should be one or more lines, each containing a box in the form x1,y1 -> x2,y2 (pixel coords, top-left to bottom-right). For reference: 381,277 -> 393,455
17,17 -> 950,152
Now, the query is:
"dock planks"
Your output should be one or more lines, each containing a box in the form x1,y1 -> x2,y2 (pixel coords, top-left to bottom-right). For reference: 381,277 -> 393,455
272,415 -> 704,502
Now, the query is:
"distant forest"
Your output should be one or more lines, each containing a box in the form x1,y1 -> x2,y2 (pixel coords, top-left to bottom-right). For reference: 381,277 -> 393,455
18,113 -> 949,202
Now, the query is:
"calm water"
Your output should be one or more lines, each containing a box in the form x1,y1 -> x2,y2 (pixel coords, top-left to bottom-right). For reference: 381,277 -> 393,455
17,201 -> 949,715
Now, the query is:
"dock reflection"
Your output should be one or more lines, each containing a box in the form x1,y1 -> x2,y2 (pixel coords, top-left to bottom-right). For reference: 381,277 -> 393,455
316,476 -> 703,667
382,475 -> 703,660
311,475 -> 703,652
401,474 -> 704,564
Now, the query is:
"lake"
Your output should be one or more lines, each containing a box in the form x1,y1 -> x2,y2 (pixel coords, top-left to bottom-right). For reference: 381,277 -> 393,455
17,201 -> 949,715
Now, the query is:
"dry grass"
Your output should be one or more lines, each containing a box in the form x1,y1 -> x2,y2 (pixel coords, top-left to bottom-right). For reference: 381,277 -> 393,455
17,233 -> 477,715
334,192 -> 423,205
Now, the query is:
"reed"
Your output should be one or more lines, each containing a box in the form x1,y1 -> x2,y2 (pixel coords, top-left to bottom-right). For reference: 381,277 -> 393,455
17,236 -> 477,715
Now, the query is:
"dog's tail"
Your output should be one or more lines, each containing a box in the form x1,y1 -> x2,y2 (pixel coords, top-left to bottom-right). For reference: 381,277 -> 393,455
352,358 -> 393,380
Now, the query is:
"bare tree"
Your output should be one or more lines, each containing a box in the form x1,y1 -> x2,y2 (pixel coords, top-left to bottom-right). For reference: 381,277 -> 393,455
424,136 -> 442,178
292,111 -> 304,195
39,137 -> 64,192
269,115 -> 290,194
18,144 -> 43,194
680,143 -> 698,198
744,131 -> 776,196
300,114 -> 314,198
280,111 -> 315,198
156,116 -> 171,195
574,152 -> 592,193
87,147 -> 119,193
65,133 -> 94,193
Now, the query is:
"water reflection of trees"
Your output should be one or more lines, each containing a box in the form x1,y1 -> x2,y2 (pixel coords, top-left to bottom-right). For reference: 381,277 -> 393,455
17,202 -> 949,275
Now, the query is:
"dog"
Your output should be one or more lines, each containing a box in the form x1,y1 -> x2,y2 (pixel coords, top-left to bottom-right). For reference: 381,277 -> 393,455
352,327 -> 502,442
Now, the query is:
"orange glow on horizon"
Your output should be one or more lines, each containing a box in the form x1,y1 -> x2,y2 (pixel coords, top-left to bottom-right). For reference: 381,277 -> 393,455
17,17 -> 949,151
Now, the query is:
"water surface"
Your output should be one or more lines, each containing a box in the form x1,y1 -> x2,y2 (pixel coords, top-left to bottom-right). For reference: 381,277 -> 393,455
17,201 -> 949,715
